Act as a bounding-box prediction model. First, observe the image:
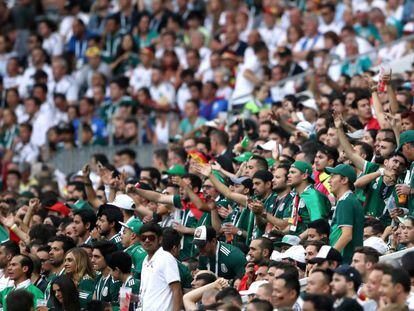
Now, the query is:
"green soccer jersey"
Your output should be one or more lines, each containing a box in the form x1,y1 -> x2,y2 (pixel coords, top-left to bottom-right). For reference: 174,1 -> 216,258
109,233 -> 124,250
45,268 -> 65,305
173,195 -> 199,260
78,275 -> 95,309
355,161 -> 381,203
0,226 -> 8,244
112,276 -> 140,311
94,273 -> 121,303
223,202 -> 250,245
198,242 -> 247,279
124,243 -> 147,278
285,186 -> 331,235
0,281 -> 44,311
330,191 -> 364,264
177,260 -> 193,289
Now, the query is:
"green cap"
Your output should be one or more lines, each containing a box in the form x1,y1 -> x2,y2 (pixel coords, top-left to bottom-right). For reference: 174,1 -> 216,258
164,165 -> 187,176
233,152 -> 253,163
68,200 -> 93,211
119,218 -> 143,235
291,161 -> 314,183
397,130 -> 414,151
325,164 -> 357,183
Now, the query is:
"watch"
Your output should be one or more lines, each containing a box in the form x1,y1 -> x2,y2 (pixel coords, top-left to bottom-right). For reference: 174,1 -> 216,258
237,230 -> 243,237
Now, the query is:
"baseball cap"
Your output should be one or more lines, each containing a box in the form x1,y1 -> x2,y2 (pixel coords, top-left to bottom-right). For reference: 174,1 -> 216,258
291,161 -> 314,182
301,98 -> 318,111
230,176 -> 253,190
334,264 -> 362,290
192,226 -> 217,247
275,235 -> 301,247
309,245 -> 343,264
233,152 -> 253,163
111,194 -> 135,210
67,200 -> 93,211
397,130 -> 414,151
363,237 -> 389,255
239,280 -> 269,296
46,202 -> 71,217
252,170 -> 273,183
266,158 -> 276,167
163,165 -> 186,176
325,164 -> 357,183
257,140 -> 277,151
119,218 -> 143,235
281,245 -> 306,264
296,121 -> 315,135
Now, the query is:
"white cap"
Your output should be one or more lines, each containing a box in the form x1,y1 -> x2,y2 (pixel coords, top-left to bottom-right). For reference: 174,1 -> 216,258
258,140 -> 277,151
301,98 -> 318,111
346,129 -> 365,140
117,165 -> 136,177
111,194 -> 135,210
296,121 -> 315,135
364,236 -> 389,255
239,280 -> 269,296
205,119 -> 221,128
270,250 -> 282,261
354,2 -> 370,12
281,245 -> 306,264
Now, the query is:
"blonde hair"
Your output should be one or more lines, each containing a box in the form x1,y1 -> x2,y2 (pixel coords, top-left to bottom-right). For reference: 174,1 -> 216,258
66,247 -> 95,283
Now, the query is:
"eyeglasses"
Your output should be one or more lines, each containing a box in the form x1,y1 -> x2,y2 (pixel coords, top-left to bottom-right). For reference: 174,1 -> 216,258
141,234 -> 157,242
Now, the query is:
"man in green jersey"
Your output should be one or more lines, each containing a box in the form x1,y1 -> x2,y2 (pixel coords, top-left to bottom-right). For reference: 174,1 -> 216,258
107,251 -> 140,311
91,241 -> 120,304
119,218 -> 146,278
194,226 -> 246,280
283,161 -> 331,236
396,130 -> 414,215
327,164 -> 364,264
96,205 -> 124,250
73,209 -> 97,246
0,255 -> 44,311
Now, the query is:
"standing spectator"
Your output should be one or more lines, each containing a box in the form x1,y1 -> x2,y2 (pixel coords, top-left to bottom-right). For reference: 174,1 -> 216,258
139,223 -> 182,311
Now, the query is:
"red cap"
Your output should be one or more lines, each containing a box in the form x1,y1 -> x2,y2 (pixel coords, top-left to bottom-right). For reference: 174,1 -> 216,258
46,202 -> 71,217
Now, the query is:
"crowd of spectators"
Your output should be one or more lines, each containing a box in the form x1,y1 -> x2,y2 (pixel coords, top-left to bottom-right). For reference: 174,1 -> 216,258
1,0 -> 414,310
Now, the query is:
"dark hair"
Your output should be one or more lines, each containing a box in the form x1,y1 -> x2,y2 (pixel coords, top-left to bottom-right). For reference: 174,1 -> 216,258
16,255 -> 34,278
276,273 -> 300,298
390,268 -> 411,293
169,146 -> 187,164
182,173 -> 202,192
215,287 -> 242,305
99,207 -> 123,232
248,298 -> 273,311
364,218 -> 384,236
74,209 -> 97,231
253,41 -> 268,53
7,169 -> 21,179
161,228 -> 181,252
48,235 -> 76,253
269,261 -> 299,280
317,144 -> 339,164
51,275 -> 81,311
154,149 -> 168,166
354,141 -> 374,161
303,240 -> 325,252
141,167 -> 161,186
354,246 -> 380,264
250,155 -> 269,171
308,219 -> 331,237
303,293 -> 334,311
29,224 -> 57,244
311,268 -> 333,285
195,272 -> 217,285
66,181 -> 86,199
6,289 -> 34,311
210,130 -> 229,146
401,252 -> 414,277
92,240 -> 118,261
1,241 -> 20,257
256,237 -> 273,256
106,251 -> 132,274
186,99 -> 200,109
139,223 -> 163,237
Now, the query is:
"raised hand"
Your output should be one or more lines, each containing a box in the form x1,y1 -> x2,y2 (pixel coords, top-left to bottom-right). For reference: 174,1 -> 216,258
333,110 -> 343,129
82,164 -> 91,177
193,163 -> 212,178
125,184 -> 138,195
0,214 -> 15,228
29,198 -> 40,210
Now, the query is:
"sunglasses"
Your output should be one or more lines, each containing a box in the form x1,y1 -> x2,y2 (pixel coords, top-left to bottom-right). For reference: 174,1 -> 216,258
141,235 -> 157,242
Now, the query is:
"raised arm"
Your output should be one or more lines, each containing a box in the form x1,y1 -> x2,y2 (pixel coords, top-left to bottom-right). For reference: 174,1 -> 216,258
193,164 -> 247,206
83,164 -> 103,209
183,278 -> 228,311
171,176 -> 210,212
370,83 -> 389,129
354,170 -> 382,188
334,112 -> 366,171
126,184 -> 174,204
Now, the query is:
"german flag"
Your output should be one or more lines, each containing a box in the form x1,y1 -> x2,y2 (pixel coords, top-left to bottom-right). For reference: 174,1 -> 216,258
187,150 -> 209,164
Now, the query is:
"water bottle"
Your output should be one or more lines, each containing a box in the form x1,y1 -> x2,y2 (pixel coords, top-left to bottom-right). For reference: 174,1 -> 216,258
378,62 -> 391,92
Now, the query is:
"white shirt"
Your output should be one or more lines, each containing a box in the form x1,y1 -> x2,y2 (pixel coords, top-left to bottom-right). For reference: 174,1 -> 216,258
378,41 -> 407,63
258,25 -> 286,53
318,20 -> 344,34
149,82 -> 176,107
140,247 -> 180,311
0,269 -> 13,292
336,37 -> 373,60
232,55 -> 263,105
294,34 -> 325,52
19,64 -> 53,98
176,83 -> 191,114
49,75 -> 79,102
130,65 -> 152,94
42,33 -> 64,57
12,141 -> 39,164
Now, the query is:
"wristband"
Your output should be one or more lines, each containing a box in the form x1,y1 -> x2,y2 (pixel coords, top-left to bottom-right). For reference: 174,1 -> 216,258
10,224 -> 17,232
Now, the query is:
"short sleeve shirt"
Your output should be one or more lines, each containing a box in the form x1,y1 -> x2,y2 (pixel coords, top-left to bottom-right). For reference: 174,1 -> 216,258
198,242 -> 247,279
330,191 -> 364,264
124,243 -> 147,278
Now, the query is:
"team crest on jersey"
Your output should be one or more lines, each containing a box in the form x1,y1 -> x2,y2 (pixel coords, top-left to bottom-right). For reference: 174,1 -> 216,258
221,263 -> 228,273
194,228 -> 203,238
102,287 -> 108,297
